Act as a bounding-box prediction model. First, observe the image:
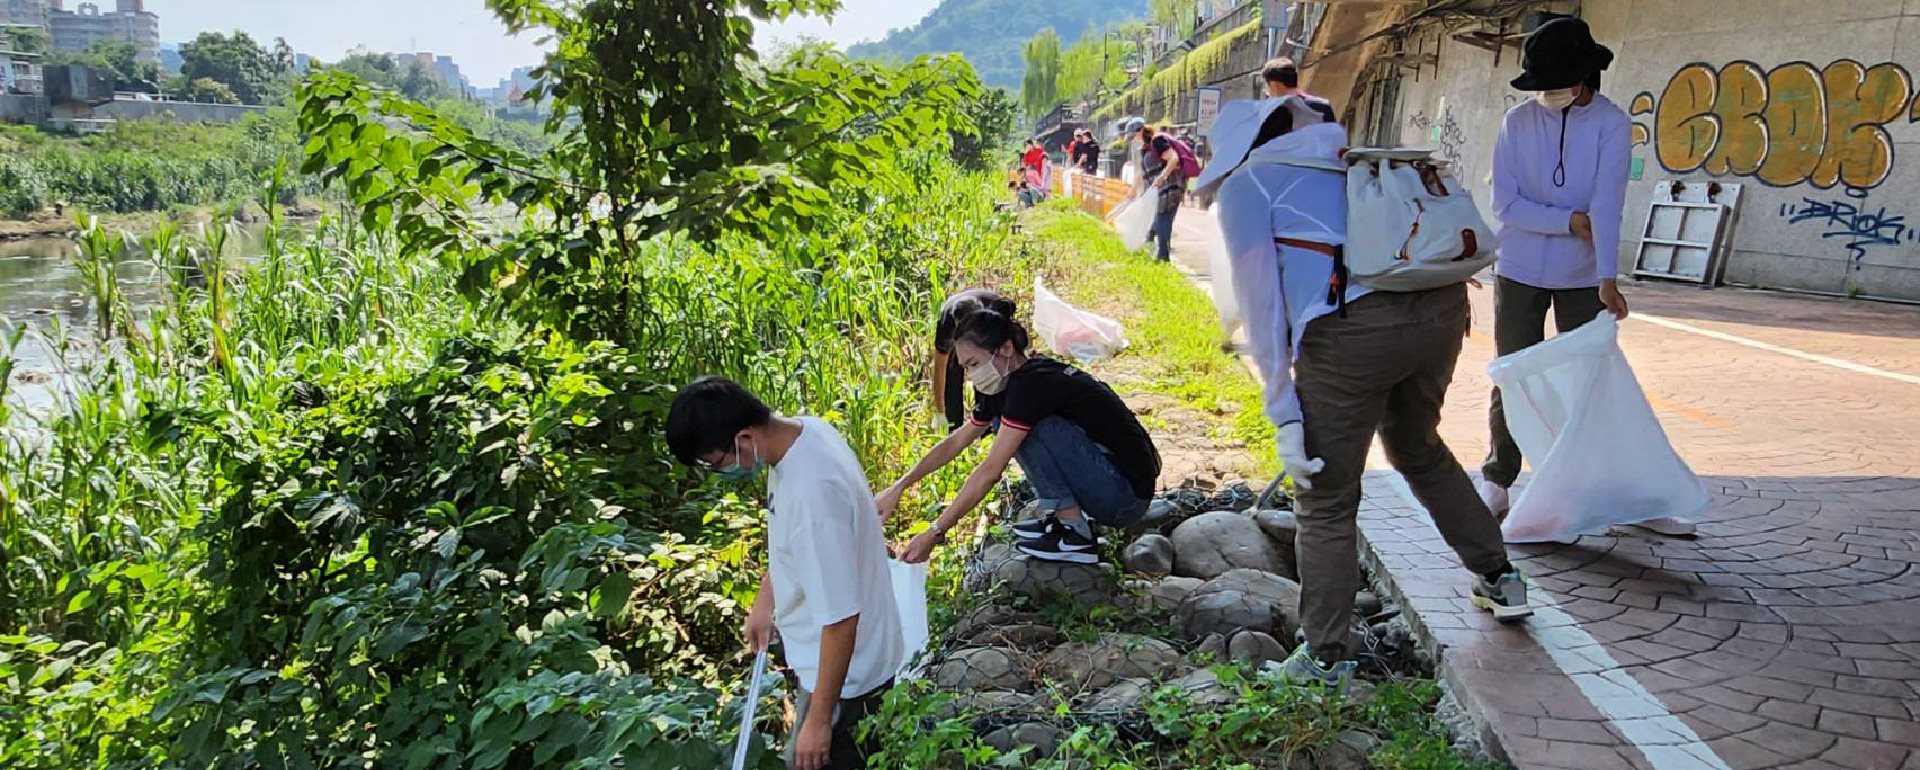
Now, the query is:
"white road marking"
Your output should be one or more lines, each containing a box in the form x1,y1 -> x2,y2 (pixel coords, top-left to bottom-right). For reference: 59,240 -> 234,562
1378,471 -> 1733,770
1635,313 -> 1920,387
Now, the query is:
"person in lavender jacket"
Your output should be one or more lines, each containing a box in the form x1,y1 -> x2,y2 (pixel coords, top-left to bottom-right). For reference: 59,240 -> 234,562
1480,17 -> 1693,537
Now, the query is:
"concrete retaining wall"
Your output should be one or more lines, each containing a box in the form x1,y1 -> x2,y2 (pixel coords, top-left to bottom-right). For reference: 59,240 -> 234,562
1345,0 -> 1920,300
94,99 -> 265,123
0,93 -> 47,124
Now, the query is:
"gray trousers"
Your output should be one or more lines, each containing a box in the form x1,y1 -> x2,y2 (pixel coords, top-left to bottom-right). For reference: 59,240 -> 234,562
1481,276 -> 1607,488
1293,285 -> 1512,662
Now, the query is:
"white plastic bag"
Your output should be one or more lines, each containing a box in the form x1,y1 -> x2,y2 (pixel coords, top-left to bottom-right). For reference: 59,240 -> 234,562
889,559 -> 929,671
1113,188 -> 1161,251
1203,204 -> 1240,335
1032,276 -> 1129,362
1489,314 -> 1710,543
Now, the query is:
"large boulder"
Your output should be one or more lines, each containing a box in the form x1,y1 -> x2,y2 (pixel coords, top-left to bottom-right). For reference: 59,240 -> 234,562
1170,512 -> 1284,579
937,690 -> 1040,718
1081,677 -> 1153,714
1168,667 -> 1238,707
949,603 -> 1040,643
982,722 -> 1060,757
931,646 -> 1030,691
969,543 -> 1116,605
1122,534 -> 1175,575
1038,633 -> 1185,690
1250,509 -> 1302,580
1227,630 -> 1287,665
1145,576 -> 1204,612
1176,568 -> 1304,641
965,622 -> 1062,651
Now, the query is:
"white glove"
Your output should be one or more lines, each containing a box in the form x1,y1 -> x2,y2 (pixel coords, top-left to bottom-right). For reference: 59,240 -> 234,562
1277,422 -> 1325,490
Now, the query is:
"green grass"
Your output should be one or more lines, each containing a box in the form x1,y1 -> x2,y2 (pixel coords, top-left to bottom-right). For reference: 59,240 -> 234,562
1025,202 -> 1278,478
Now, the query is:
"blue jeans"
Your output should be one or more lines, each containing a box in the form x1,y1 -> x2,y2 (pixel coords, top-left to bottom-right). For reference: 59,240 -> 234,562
1015,417 -> 1149,527
1147,205 -> 1178,262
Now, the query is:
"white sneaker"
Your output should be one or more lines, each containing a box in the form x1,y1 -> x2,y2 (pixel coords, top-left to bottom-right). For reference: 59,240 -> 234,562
1629,517 -> 1698,537
1478,480 -> 1510,517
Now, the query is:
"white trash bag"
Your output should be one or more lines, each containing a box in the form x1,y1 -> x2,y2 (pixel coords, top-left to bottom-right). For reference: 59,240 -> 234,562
889,559 -> 929,671
1113,188 -> 1161,251
1032,276 -> 1129,362
1489,313 -> 1710,543
1204,204 -> 1240,335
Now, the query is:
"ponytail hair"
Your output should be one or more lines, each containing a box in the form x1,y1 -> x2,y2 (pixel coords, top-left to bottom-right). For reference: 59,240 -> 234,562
953,307 -> 1030,354
935,289 -> 1018,353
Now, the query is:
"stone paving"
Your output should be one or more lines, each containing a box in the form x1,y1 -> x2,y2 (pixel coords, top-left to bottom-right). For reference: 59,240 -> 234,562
1163,210 -> 1920,770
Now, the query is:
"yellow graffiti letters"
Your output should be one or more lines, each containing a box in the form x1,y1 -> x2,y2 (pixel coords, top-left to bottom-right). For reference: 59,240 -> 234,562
1812,61 -> 1911,190
1757,62 -> 1824,187
1632,60 -> 1917,189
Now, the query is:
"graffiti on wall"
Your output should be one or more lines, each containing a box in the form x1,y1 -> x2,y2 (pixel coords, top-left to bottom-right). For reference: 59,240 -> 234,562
1407,105 -> 1467,165
1778,186 -> 1919,265
1628,60 -> 1920,190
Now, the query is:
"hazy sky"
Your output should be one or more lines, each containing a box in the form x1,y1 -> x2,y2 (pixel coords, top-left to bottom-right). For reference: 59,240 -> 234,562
145,0 -> 941,85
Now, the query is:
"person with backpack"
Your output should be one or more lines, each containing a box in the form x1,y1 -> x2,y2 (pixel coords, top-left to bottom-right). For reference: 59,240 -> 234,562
1130,120 -> 1198,262
1191,95 -> 1531,688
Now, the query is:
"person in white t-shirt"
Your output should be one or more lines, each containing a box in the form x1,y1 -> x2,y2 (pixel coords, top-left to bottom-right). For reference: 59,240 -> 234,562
667,377 -> 904,770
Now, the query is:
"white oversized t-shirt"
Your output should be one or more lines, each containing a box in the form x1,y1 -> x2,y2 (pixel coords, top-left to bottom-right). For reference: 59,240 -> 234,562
768,417 -> 904,697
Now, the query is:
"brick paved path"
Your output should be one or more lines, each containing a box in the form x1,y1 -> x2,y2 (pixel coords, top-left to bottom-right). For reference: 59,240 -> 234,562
1165,212 -> 1920,770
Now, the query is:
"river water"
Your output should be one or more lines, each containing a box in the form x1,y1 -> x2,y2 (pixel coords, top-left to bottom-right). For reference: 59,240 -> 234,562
0,226 -> 271,413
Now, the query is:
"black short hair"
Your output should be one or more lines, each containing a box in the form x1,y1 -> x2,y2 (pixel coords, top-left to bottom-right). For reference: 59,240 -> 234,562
952,307 -> 1030,355
935,289 -> 1017,353
665,376 -> 772,466
1262,58 -> 1300,88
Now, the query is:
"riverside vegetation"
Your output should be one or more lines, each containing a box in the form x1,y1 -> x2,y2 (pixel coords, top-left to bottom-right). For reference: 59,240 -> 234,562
1,1 -> 1491,768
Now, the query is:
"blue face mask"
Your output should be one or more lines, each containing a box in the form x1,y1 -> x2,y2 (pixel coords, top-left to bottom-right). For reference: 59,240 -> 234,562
716,437 -> 762,482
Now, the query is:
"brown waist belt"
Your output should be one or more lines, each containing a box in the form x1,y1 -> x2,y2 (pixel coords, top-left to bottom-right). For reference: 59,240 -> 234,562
1276,237 -> 1350,315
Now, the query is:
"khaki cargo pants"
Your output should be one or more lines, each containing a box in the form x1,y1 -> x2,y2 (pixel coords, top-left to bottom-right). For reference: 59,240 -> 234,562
1292,284 -> 1512,662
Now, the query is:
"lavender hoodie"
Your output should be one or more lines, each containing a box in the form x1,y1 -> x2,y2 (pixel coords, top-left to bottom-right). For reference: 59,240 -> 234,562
1491,94 -> 1632,289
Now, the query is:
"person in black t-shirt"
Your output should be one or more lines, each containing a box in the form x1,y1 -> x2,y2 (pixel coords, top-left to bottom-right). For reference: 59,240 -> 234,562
880,308 -> 1160,564
930,289 -> 1016,431
1135,122 -> 1187,262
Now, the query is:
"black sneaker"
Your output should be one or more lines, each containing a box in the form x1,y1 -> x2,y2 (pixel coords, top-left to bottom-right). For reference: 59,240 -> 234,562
1009,513 -> 1055,540
1015,519 -> 1099,564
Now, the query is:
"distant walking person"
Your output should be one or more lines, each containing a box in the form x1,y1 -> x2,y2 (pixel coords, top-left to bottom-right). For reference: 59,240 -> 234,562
1131,120 -> 1187,262
1260,57 -> 1336,122
1073,130 -> 1100,174
1480,18 -> 1692,536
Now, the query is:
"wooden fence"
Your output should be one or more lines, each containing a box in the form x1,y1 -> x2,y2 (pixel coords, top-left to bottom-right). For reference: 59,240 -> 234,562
1053,171 -> 1134,221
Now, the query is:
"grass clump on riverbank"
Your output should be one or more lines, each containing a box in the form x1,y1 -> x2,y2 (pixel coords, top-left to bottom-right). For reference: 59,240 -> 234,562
1027,203 -> 1278,478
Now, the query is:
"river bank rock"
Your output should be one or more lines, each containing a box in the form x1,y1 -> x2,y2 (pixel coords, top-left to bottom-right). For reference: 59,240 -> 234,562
1176,568 -> 1304,641
969,543 -> 1115,605
1170,511 -> 1284,579
932,646 -> 1030,691
1227,630 -> 1287,665
1123,534 -> 1175,575
1038,633 -> 1185,690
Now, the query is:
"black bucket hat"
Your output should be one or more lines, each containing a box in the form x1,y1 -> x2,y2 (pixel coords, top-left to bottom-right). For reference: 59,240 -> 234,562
1509,17 -> 1613,91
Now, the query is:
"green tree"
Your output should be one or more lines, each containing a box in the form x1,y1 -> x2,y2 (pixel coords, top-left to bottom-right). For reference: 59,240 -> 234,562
950,87 -> 1017,171
184,76 -> 240,104
1021,27 -> 1062,121
179,30 -> 286,105
45,40 -> 160,92
325,53 -> 447,101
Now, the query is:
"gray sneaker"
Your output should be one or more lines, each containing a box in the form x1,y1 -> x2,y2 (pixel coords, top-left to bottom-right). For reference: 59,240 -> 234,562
1471,569 -> 1533,622
1269,643 -> 1357,690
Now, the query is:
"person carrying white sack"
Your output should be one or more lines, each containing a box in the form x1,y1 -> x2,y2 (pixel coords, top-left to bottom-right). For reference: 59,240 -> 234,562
1478,17 -> 1694,538
1194,94 -> 1531,690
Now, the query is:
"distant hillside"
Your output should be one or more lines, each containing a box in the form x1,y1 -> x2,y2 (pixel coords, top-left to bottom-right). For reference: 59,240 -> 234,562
847,0 -> 1149,90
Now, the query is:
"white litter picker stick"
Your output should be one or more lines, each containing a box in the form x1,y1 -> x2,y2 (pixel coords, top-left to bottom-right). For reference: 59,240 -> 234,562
730,648 -> 770,770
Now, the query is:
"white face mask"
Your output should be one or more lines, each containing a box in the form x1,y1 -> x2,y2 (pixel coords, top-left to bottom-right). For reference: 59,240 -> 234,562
966,354 -> 1009,395
1535,88 -> 1578,110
